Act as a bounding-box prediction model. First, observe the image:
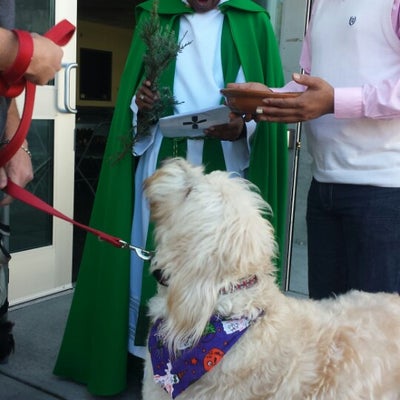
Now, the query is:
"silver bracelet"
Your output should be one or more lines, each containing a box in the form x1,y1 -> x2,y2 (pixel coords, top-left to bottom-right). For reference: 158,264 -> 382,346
0,139 -> 31,158
20,145 -> 32,158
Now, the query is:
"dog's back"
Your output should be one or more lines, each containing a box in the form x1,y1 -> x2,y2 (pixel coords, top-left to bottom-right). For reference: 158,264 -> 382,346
142,158 -> 400,400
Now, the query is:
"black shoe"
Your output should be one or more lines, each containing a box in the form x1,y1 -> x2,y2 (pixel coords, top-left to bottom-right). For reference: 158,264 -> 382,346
0,320 -> 14,363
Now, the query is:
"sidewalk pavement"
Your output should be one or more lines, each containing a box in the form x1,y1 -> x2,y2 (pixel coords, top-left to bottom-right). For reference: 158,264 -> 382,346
0,291 -> 143,400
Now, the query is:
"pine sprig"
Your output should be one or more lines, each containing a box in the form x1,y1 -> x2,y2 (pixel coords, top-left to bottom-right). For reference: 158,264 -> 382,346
135,0 -> 191,142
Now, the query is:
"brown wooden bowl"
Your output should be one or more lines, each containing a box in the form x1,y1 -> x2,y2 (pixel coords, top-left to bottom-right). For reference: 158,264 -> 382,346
221,88 -> 301,114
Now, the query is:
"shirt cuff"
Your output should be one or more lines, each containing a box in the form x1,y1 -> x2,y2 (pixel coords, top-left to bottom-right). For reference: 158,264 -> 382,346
334,87 -> 363,118
272,81 -> 306,93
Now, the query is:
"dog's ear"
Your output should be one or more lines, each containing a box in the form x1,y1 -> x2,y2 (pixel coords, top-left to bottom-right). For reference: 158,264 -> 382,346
144,158 -> 204,218
160,259 -> 220,354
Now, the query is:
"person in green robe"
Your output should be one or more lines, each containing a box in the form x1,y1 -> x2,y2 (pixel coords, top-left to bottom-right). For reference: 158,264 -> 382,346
54,0 -> 288,395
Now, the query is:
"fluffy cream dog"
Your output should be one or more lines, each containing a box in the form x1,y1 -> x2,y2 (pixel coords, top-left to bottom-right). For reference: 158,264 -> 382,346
141,157 -> 400,400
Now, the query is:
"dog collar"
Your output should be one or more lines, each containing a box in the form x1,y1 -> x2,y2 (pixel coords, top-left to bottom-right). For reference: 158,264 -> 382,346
220,274 -> 258,295
152,271 -> 258,294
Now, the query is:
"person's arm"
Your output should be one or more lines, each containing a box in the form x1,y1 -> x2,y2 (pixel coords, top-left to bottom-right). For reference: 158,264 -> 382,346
0,28 -> 18,72
0,27 -> 63,85
0,99 -> 33,205
0,26 -> 63,203
238,0 -> 400,124
130,80 -> 159,157
300,0 -> 400,120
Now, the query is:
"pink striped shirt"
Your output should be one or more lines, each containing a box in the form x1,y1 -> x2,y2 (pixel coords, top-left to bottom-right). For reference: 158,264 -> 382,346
294,0 -> 400,119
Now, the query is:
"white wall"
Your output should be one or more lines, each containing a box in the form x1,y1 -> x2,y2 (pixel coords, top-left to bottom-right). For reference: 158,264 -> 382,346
76,20 -> 133,108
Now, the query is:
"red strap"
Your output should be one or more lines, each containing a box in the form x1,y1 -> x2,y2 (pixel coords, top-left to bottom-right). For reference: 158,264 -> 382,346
44,19 -> 75,46
0,30 -> 34,97
0,21 -> 134,251
0,20 -> 129,247
0,20 -> 75,98
2,30 -> 34,83
3,179 -> 125,248
0,81 -> 35,166
0,21 -> 140,254
0,20 -> 76,167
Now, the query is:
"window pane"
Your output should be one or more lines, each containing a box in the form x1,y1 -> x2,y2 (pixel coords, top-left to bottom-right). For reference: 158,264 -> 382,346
15,0 -> 55,86
15,0 -> 54,33
10,120 -> 54,252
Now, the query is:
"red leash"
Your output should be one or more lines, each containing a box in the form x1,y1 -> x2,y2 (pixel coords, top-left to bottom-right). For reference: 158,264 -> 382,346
0,20 -> 75,166
4,180 -> 153,260
0,20 -> 153,260
5,179 -> 123,246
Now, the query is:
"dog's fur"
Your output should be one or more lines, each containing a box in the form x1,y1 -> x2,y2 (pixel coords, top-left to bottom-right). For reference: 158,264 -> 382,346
142,158 -> 400,400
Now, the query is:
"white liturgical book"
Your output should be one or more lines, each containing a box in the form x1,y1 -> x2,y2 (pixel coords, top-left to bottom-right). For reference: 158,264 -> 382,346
159,105 -> 231,138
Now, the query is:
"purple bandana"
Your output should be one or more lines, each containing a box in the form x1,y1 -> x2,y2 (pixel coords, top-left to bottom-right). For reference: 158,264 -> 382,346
149,314 -> 257,398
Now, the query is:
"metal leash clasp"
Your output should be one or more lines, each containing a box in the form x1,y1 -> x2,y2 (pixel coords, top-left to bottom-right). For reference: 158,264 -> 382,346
118,240 -> 154,261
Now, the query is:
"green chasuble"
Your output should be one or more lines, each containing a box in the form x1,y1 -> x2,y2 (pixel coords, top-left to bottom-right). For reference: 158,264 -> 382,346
53,0 -> 288,395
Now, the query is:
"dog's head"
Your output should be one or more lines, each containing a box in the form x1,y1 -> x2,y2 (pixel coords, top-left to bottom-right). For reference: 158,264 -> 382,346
144,158 -> 277,351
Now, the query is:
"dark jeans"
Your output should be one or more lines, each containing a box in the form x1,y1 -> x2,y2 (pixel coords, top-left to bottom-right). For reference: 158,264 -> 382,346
306,179 -> 400,299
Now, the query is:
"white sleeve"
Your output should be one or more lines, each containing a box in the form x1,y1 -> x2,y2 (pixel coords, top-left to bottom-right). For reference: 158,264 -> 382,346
130,95 -> 158,156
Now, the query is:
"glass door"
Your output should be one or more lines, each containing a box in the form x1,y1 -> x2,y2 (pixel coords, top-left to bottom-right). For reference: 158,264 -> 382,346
7,0 -> 77,303
263,0 -> 312,296
281,0 -> 313,297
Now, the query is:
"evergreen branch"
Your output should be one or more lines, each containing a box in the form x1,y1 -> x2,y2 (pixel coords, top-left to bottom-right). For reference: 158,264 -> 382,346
135,0 -> 191,143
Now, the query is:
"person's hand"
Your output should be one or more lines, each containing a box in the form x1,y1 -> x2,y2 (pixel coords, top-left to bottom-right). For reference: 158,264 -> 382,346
254,73 -> 334,123
0,143 -> 33,206
135,80 -> 158,112
224,82 -> 273,122
204,113 -> 245,141
24,33 -> 63,85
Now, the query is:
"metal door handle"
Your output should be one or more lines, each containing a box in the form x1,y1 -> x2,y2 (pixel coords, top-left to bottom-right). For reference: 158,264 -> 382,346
63,62 -> 78,113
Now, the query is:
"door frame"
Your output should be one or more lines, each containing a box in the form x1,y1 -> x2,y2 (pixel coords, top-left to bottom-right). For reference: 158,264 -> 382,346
9,0 -> 77,304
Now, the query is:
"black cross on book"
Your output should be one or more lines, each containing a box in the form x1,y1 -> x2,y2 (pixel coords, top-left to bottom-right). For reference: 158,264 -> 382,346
159,105 -> 230,138
182,116 -> 208,129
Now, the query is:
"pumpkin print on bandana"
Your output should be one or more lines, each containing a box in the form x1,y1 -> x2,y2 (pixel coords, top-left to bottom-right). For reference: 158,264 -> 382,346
148,314 -> 261,398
